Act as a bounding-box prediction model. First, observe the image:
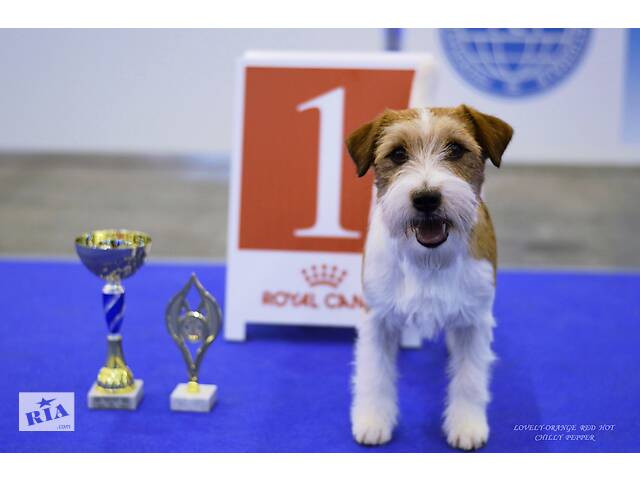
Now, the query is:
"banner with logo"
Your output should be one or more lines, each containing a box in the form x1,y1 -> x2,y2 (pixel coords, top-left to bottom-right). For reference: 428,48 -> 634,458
225,51 -> 433,347
403,28 -> 639,164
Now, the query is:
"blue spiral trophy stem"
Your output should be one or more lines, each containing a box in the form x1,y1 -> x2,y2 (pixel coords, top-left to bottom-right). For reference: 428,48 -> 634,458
97,281 -> 135,393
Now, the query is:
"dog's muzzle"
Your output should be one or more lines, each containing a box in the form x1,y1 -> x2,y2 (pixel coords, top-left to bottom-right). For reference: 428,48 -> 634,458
410,191 -> 449,248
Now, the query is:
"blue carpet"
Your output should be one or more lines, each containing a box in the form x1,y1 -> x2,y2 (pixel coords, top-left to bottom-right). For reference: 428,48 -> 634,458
0,259 -> 639,452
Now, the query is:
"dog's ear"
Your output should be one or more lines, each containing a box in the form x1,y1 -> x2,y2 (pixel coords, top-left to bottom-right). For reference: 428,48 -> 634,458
460,104 -> 513,168
346,113 -> 386,177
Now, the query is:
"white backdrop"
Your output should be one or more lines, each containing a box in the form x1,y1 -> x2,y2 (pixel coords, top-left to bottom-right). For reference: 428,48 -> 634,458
0,29 -> 636,164
0,29 -> 379,155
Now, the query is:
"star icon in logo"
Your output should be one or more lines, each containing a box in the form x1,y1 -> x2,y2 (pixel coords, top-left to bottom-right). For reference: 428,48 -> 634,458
36,397 -> 55,408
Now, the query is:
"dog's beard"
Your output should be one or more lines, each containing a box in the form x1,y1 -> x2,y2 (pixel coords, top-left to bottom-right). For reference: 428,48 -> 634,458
379,168 -> 479,260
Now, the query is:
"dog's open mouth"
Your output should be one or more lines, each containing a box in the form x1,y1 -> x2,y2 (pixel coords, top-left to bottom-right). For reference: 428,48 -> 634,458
412,216 -> 449,248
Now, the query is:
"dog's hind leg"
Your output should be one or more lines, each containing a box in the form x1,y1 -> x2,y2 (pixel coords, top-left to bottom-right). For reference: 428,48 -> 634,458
443,319 -> 496,450
351,312 -> 400,445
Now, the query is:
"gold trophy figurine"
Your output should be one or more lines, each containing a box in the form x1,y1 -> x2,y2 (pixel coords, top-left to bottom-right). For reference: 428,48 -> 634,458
166,273 -> 222,412
75,229 -> 151,410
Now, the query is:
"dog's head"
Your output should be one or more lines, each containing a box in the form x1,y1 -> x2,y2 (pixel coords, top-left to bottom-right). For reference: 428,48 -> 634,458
346,105 -> 512,257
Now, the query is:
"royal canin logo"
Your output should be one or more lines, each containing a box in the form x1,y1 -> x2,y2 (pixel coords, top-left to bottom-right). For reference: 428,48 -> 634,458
261,264 -> 365,310
301,264 -> 347,288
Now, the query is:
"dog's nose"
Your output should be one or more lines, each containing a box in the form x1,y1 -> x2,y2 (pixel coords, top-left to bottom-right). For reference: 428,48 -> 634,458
412,191 -> 442,213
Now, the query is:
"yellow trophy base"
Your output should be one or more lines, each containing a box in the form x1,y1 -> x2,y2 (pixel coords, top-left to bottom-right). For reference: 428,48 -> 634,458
88,379 -> 144,410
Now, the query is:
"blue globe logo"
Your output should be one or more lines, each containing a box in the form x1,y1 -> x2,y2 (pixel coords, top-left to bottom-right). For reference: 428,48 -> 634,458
440,28 -> 591,98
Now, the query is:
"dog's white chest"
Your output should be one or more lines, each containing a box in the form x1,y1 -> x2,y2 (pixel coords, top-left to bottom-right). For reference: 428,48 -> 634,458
397,256 -> 494,336
365,250 -> 495,338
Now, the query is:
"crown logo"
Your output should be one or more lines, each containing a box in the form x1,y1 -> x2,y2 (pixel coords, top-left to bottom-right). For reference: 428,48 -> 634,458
301,264 -> 347,288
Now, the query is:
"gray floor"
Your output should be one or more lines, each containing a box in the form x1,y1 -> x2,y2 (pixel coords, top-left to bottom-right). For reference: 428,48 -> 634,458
1,153 -> 639,269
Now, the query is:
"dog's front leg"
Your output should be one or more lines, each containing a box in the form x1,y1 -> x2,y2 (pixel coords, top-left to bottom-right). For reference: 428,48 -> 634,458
443,321 -> 496,450
351,311 -> 400,445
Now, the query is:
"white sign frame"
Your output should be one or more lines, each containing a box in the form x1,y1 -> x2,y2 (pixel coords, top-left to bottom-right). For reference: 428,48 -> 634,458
225,51 -> 435,348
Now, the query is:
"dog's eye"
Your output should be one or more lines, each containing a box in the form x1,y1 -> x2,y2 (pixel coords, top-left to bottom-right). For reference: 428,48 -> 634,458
389,147 -> 408,165
446,142 -> 467,160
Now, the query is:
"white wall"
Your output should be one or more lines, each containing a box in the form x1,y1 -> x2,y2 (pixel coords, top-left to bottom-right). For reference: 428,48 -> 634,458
0,29 -> 381,155
0,29 -> 636,164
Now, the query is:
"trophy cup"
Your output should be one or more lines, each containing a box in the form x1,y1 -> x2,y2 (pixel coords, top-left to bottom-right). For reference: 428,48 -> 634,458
75,229 -> 151,410
166,273 -> 221,412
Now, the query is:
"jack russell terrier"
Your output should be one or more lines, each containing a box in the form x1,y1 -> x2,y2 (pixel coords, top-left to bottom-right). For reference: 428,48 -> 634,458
346,104 -> 513,450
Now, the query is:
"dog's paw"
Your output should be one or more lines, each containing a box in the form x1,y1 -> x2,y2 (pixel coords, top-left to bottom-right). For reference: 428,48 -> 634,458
444,407 -> 489,451
351,402 -> 396,446
352,413 -> 394,445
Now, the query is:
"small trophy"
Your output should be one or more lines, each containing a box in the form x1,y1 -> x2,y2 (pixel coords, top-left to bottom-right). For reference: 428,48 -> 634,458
75,229 -> 151,410
166,273 -> 221,412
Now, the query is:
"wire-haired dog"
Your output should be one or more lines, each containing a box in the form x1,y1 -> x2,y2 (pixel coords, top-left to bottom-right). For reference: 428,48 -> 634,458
346,105 -> 513,450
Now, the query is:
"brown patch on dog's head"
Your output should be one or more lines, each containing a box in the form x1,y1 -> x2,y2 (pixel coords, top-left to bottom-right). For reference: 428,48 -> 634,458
346,105 -> 513,194
345,109 -> 419,177
435,104 -> 514,168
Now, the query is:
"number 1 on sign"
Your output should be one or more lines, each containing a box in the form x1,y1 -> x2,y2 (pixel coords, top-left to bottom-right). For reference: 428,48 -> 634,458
294,87 -> 360,239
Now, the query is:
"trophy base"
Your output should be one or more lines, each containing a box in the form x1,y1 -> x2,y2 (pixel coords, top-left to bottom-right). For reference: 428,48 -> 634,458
170,383 -> 217,413
87,379 -> 144,410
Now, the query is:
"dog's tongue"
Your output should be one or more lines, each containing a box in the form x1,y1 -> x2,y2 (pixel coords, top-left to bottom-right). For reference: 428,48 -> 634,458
415,219 -> 448,247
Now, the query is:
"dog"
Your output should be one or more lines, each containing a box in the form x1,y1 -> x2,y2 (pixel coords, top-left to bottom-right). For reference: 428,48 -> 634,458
346,104 -> 513,450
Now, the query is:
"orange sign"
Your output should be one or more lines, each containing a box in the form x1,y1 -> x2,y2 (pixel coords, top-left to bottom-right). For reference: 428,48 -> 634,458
239,67 -> 415,253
